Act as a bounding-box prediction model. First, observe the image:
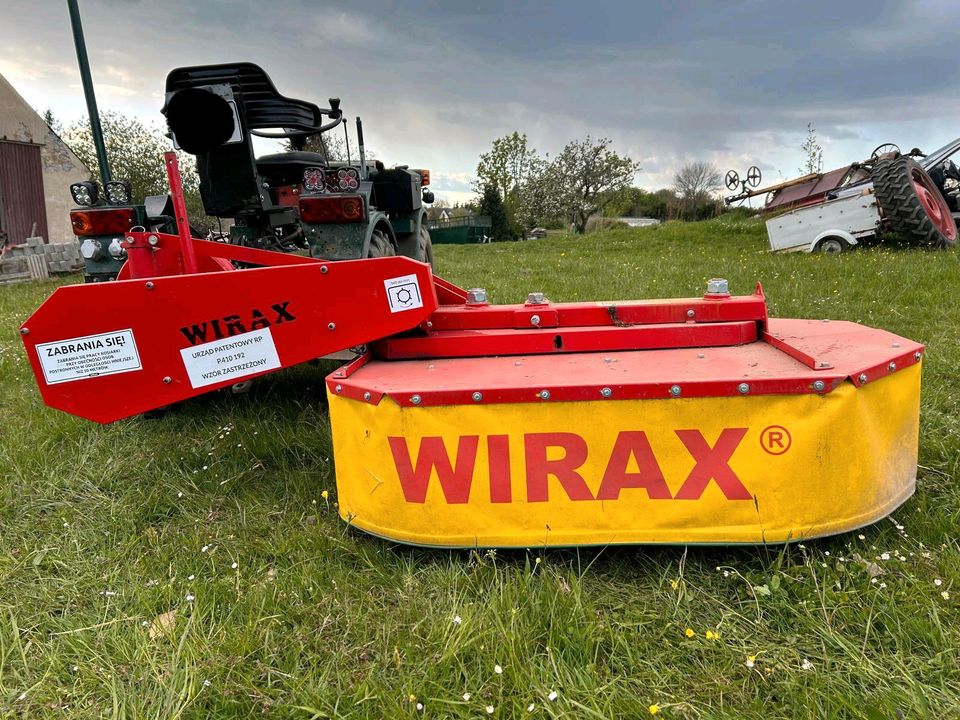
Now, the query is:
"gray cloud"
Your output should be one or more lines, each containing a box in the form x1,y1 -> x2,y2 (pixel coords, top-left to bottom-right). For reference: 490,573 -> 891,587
2,0 -> 958,198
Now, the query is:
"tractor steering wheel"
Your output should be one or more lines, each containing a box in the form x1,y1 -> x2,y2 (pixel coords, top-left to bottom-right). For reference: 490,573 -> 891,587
250,115 -> 346,139
870,143 -> 901,160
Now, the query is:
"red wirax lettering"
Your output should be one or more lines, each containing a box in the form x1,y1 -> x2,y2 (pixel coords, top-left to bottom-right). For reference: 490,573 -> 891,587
388,428 -> 752,504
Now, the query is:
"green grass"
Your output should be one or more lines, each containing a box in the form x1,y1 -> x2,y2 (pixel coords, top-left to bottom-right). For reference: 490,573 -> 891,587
1,217 -> 959,718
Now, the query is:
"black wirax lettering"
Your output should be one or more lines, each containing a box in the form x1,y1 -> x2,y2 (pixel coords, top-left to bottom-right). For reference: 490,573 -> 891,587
179,301 -> 297,346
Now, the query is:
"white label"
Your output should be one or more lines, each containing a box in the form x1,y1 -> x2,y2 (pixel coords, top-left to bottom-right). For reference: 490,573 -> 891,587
36,329 -> 141,385
179,328 -> 281,389
384,273 -> 424,313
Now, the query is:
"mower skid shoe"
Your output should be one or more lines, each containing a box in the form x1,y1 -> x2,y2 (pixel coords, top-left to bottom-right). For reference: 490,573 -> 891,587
20,257 -> 436,423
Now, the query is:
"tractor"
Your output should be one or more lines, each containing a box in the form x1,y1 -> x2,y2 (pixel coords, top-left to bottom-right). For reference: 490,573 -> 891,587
68,63 -> 435,281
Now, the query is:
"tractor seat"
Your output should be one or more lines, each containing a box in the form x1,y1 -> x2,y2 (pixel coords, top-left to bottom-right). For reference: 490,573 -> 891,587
256,151 -> 328,186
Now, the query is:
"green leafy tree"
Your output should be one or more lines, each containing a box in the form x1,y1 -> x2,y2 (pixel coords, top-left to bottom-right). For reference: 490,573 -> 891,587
800,122 -> 824,175
475,132 -> 541,200
546,137 -> 641,234
62,112 -> 211,231
478,184 -> 512,241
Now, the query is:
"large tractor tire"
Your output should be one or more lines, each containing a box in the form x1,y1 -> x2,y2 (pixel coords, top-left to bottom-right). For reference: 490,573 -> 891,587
367,228 -> 396,258
418,226 -> 434,268
872,156 -> 958,248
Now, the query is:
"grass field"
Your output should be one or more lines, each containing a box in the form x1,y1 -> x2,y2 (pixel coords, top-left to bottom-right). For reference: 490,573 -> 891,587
1,216 -> 959,719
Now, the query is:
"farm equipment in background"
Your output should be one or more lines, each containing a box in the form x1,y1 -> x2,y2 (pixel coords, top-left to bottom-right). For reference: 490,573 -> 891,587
726,140 -> 960,253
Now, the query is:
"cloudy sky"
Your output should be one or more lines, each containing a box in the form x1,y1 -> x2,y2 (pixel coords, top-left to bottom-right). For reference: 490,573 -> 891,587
2,0 -> 959,204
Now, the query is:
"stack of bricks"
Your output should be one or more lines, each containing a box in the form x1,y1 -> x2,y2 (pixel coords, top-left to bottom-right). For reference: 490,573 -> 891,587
0,237 -> 84,285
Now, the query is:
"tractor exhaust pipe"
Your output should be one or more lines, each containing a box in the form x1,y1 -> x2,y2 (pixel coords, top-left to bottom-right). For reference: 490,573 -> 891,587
67,0 -> 111,186
356,117 -> 367,181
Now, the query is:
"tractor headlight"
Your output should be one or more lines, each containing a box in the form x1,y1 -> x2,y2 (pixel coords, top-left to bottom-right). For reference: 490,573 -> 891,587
70,181 -> 99,207
104,180 -> 132,205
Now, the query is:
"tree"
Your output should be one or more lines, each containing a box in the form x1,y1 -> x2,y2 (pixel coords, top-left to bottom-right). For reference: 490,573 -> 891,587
673,161 -> 722,220
475,132 -> 541,200
42,108 -> 61,134
62,112 -> 211,230
800,123 -> 823,175
478,184 -> 511,241
545,136 -> 641,234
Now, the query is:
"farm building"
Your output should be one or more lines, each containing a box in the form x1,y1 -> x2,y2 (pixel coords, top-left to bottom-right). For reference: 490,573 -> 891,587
0,72 -> 90,246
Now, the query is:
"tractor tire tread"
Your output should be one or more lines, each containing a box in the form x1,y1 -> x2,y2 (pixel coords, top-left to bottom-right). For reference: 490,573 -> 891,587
872,156 -> 957,248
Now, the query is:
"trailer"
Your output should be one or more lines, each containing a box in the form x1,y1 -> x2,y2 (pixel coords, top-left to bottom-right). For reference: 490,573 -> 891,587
765,188 -> 880,253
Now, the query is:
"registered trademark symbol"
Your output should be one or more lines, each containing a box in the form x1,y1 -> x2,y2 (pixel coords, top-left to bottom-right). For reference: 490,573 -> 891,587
760,425 -> 791,455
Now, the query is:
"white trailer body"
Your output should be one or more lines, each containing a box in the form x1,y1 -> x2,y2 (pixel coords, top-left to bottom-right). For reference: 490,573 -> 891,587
765,190 -> 881,253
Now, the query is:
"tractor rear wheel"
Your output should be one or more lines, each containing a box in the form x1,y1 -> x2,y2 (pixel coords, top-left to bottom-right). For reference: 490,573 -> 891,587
367,228 -> 396,258
872,156 -> 958,248
419,226 -> 434,268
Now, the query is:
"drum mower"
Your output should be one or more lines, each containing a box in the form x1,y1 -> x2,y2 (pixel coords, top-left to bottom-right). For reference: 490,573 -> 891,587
19,64 -> 923,548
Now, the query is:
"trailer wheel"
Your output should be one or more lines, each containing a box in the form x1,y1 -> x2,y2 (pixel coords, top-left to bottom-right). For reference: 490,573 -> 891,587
419,226 -> 434,268
872,156 -> 958,247
815,236 -> 848,254
367,228 -> 396,258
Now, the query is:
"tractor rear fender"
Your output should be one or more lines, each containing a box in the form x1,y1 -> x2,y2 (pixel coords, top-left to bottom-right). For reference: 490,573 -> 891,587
304,209 -> 392,260
810,228 -> 858,252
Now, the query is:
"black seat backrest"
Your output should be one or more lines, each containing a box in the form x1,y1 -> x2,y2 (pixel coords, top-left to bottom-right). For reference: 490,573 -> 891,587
163,63 -> 324,218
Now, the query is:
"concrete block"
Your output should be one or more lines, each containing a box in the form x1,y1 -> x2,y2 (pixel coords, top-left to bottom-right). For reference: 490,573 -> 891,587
25,236 -> 44,247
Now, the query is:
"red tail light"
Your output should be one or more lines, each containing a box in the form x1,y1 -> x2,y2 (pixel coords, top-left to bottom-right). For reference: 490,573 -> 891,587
70,208 -> 136,236
415,169 -> 430,186
299,195 -> 366,223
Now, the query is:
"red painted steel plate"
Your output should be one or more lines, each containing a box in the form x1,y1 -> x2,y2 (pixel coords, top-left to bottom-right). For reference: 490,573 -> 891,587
331,319 -> 923,407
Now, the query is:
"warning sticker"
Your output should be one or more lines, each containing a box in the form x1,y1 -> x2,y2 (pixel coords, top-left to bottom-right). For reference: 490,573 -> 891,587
179,327 -> 281,389
384,274 -> 424,313
36,329 -> 141,385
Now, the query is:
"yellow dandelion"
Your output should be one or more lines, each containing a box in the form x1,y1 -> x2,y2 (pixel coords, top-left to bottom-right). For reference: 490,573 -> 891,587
408,694 -> 417,703
705,630 -> 719,640
684,627 -> 695,638
648,704 -> 661,715
670,579 -> 679,590
321,490 -> 329,500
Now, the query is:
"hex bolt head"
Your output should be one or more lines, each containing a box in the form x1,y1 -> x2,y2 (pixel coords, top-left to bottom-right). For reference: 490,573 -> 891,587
472,391 -> 483,402
738,382 -> 750,394
526,292 -> 547,305
147,234 -> 159,246
466,288 -> 488,304
411,394 -> 422,405
335,384 -> 342,394
706,278 -> 729,296
600,387 -> 612,398
163,376 -> 172,384
320,265 -> 329,274
19,327 -> 28,335
530,314 -> 541,327
914,351 -> 922,361
145,281 -> 155,290
813,380 -> 826,392
426,321 -> 433,329
888,361 -> 897,372
363,391 -> 372,401
858,373 -> 868,384
669,385 -> 682,397
539,389 -> 551,400
686,309 -> 695,318
327,322 -> 336,331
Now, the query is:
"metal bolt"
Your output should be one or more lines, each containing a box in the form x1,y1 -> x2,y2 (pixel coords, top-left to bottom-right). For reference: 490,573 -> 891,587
426,321 -> 433,329
530,314 -> 541,326
706,278 -> 729,296
320,265 -> 328,274
472,391 -> 483,402
145,281 -> 154,290
327,322 -> 336,331
686,309 -> 695,318
335,384 -> 342,394
858,373 -> 868,384
539,389 -> 551,400
669,385 -> 681,397
411,394 -> 422,405
914,351 -> 922,361
163,376 -> 172,384
363,391 -> 371,401
466,288 -> 487,304
526,292 -> 547,305
147,234 -> 159,246
738,383 -> 750,394
888,361 -> 897,372
19,327 -> 28,335
600,387 -> 612,398
813,380 -> 826,392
